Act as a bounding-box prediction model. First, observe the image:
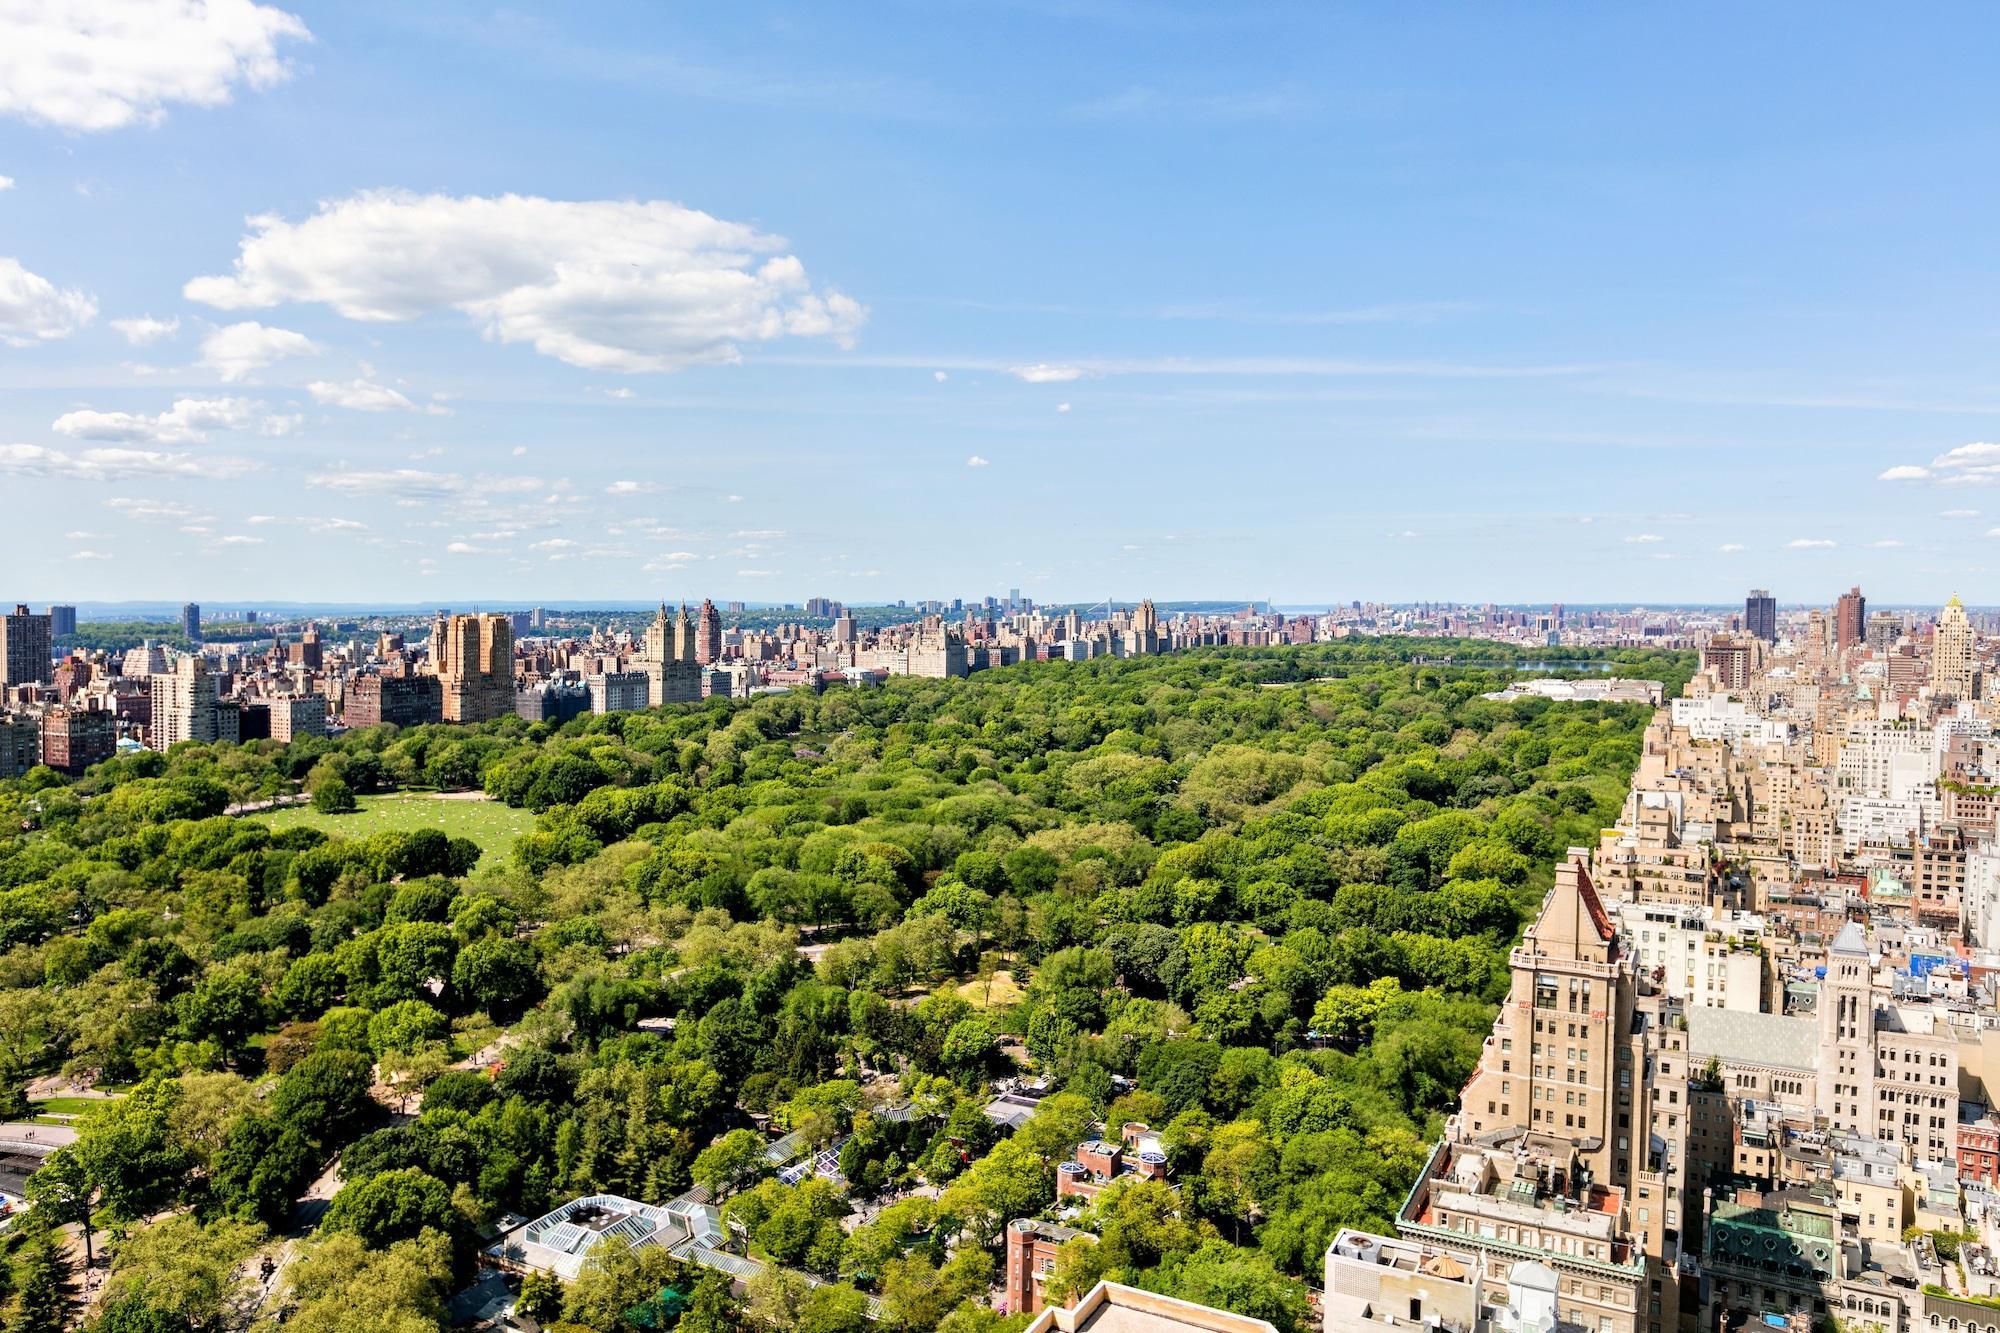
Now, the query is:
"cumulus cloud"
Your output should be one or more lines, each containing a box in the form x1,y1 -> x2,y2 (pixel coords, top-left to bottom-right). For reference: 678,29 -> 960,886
966,455 -> 989,468
1009,363 -> 1083,383
1878,443 -> 2000,487
1624,533 -> 1663,544
0,443 -> 252,480
69,549 -> 112,561
1869,539 -> 1905,548
0,176 -> 12,191
0,256 -> 96,344
932,370 -> 948,383
308,378 -> 451,414
0,0 -> 310,132
606,480 -> 660,494
214,534 -> 262,546
185,189 -> 866,372
111,314 -> 180,345
1786,538 -> 1836,549
1718,543 -> 1745,553
198,320 -> 318,380
53,395 -> 263,443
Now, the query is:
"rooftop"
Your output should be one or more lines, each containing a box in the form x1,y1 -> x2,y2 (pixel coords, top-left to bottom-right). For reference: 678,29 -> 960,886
1025,1281 -> 1279,1333
1685,1006 -> 1818,1074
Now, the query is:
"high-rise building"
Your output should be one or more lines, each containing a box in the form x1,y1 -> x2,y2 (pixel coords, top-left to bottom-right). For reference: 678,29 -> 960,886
181,602 -> 202,643
587,670 -> 651,715
0,714 -> 38,779
696,598 -> 722,665
429,613 -> 515,723
1701,633 -> 1758,690
0,605 -> 53,688
269,695 -> 329,744
45,605 -> 76,638
148,656 -> 222,751
1935,595 -> 1975,700
346,674 -> 443,729
1834,586 -> 1866,649
38,706 -> 113,777
1744,588 -> 1776,642
640,604 -> 700,705
1396,853 -> 1686,1333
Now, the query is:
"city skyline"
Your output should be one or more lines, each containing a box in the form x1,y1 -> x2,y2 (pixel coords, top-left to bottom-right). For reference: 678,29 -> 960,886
9,5 -> 2000,602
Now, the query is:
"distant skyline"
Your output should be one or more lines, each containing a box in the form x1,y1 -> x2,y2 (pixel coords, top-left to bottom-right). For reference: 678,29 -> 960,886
6,4 -> 2000,603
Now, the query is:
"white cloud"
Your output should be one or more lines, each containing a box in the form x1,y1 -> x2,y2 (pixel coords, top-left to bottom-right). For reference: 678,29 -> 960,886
0,256 -> 96,344
214,534 -> 262,546
198,320 -> 318,381
731,528 -> 785,540
644,555 -> 694,572
111,314 -> 179,345
737,569 -> 779,578
1009,362 -> 1083,383
303,468 -> 545,506
530,538 -> 579,552
1943,509 -> 1981,519
1878,464 -> 1931,481
0,176 -> 12,191
1786,538 -> 1836,549
53,395 -> 261,443
1717,543 -> 1745,553
726,494 -> 744,503
1624,533 -> 1663,544
105,497 -> 208,520
966,455 -> 989,468
308,378 -> 451,414
0,443 -> 252,480
606,479 -> 659,494
932,370 -> 948,383
1056,402 -> 1072,413
0,0 -> 310,132
511,446 -> 527,457
1869,539 -> 1905,548
186,189 -> 866,372
604,387 -> 635,400
69,549 -> 112,561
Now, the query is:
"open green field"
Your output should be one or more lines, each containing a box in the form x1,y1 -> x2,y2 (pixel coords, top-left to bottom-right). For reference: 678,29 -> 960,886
250,793 -> 535,864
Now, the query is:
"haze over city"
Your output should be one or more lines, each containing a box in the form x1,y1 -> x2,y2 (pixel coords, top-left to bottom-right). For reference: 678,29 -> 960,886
7,4 -> 2000,603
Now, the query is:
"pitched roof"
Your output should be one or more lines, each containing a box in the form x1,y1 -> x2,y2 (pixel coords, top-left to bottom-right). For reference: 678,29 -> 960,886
1831,920 -> 1869,957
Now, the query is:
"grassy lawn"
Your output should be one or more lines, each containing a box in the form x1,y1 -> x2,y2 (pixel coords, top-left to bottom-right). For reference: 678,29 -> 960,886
250,793 -> 537,865
27,1096 -> 107,1117
956,969 -> 1023,1010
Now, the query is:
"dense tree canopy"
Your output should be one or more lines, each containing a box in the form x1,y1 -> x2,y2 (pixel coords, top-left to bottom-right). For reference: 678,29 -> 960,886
0,640 -> 1678,1332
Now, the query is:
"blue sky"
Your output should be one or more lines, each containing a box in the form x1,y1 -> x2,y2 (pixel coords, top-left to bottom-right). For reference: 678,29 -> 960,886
3,2 -> 2000,607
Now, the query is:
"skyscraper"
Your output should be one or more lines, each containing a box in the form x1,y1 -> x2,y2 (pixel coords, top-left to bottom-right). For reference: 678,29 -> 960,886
1834,586 -> 1865,649
429,613 -> 515,723
148,655 -> 222,750
0,605 -> 53,688
1935,595 -> 1975,700
181,602 -> 202,643
1744,588 -> 1776,643
641,604 -> 701,705
696,598 -> 722,665
45,605 -> 77,638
